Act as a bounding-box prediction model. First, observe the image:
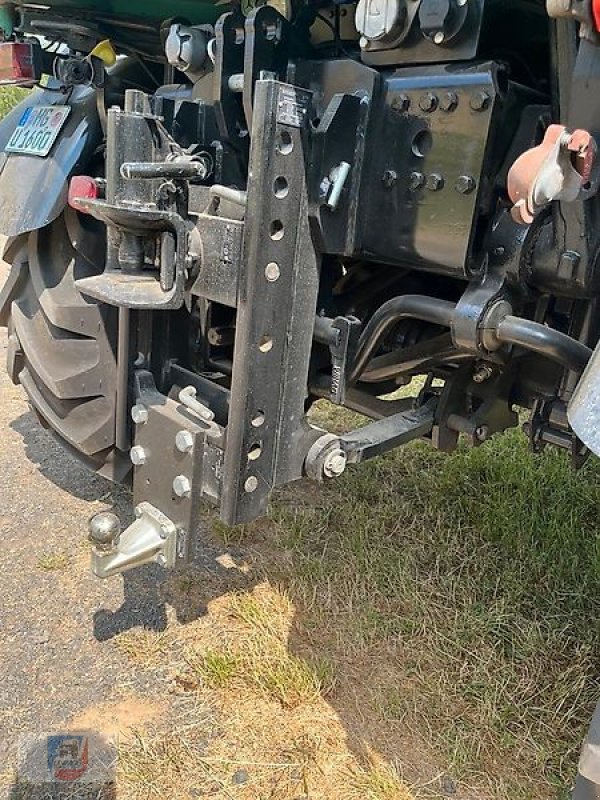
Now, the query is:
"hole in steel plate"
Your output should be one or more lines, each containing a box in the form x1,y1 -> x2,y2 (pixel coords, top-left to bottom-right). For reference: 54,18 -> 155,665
259,335 -> 273,353
273,176 -> 289,198
412,129 -> 433,158
270,220 -> 284,240
277,130 -> 293,155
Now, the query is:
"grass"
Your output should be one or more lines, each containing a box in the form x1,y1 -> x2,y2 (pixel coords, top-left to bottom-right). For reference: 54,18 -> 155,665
247,400 -> 600,798
0,87 -> 29,119
110,404 -> 599,799
36,551 -> 70,571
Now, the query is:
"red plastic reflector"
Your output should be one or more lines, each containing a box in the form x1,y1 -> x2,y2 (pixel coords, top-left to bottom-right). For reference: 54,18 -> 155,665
594,0 -> 600,32
0,41 -> 41,86
68,176 -> 99,211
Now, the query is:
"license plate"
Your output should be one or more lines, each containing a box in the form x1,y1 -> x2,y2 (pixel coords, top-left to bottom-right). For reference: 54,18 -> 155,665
5,105 -> 71,157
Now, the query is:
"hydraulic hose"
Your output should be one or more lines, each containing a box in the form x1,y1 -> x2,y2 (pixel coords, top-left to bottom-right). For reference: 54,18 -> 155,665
348,295 -> 457,385
495,316 -> 592,372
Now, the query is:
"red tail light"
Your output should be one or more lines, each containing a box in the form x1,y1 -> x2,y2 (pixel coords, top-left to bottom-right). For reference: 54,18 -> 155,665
68,176 -> 100,212
594,0 -> 600,32
0,41 -> 42,86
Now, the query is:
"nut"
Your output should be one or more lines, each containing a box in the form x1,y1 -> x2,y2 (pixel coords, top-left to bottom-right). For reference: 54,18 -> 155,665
130,445 -> 147,466
172,474 -> 191,498
323,448 -> 347,478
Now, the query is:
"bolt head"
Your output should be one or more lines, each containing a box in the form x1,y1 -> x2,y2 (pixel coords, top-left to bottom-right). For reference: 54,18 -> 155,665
455,175 -> 476,195
244,475 -> 258,493
323,448 -> 347,478
175,430 -> 194,453
439,91 -> 458,112
419,92 -> 438,113
409,171 -> 426,191
426,173 -> 444,192
265,262 -> 280,282
391,94 -> 410,113
382,169 -> 398,189
88,512 -> 120,548
131,404 -> 148,424
130,445 -> 147,466
473,364 -> 494,384
470,90 -> 491,111
172,474 -> 192,498
408,172 -> 426,192
433,31 -> 445,44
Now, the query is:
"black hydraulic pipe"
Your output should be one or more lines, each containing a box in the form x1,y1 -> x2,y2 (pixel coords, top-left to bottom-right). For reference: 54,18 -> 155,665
348,296 -> 456,385
496,316 -> 592,371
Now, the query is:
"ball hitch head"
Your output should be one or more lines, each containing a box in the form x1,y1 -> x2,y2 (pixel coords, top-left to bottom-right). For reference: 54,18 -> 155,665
89,503 -> 178,579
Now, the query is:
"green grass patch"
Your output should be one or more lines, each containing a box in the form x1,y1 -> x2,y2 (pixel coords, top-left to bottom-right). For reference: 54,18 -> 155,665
217,407 -> 600,799
0,87 -> 29,119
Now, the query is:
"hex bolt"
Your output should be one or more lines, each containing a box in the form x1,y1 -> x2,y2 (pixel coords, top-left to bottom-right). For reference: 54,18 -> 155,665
172,474 -> 191,498
130,445 -> 147,466
409,171 -> 426,191
323,448 -> 347,478
433,31 -> 445,44
455,175 -> 476,195
131,404 -> 148,424
473,364 -> 494,384
391,94 -> 410,112
426,173 -> 445,191
175,430 -> 194,453
439,91 -> 458,112
470,90 -> 491,111
382,169 -> 398,189
419,92 -> 438,113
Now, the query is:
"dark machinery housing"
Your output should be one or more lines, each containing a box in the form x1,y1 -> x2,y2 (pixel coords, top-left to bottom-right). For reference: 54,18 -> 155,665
0,0 -> 600,592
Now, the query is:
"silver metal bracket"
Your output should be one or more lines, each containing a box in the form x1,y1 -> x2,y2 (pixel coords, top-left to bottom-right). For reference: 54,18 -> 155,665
90,502 -> 177,578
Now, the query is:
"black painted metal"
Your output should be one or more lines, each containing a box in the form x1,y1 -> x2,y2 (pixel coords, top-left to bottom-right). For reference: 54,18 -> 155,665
220,79 -> 321,525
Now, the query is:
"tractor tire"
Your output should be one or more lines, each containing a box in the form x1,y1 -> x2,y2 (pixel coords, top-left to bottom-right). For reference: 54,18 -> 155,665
0,209 -> 127,480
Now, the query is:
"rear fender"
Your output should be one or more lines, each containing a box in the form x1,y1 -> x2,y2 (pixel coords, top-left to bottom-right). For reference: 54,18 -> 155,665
0,84 -> 101,237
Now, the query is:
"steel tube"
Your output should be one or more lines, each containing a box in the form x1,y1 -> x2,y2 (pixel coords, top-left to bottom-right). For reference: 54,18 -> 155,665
496,315 -> 592,371
348,295 -> 456,385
